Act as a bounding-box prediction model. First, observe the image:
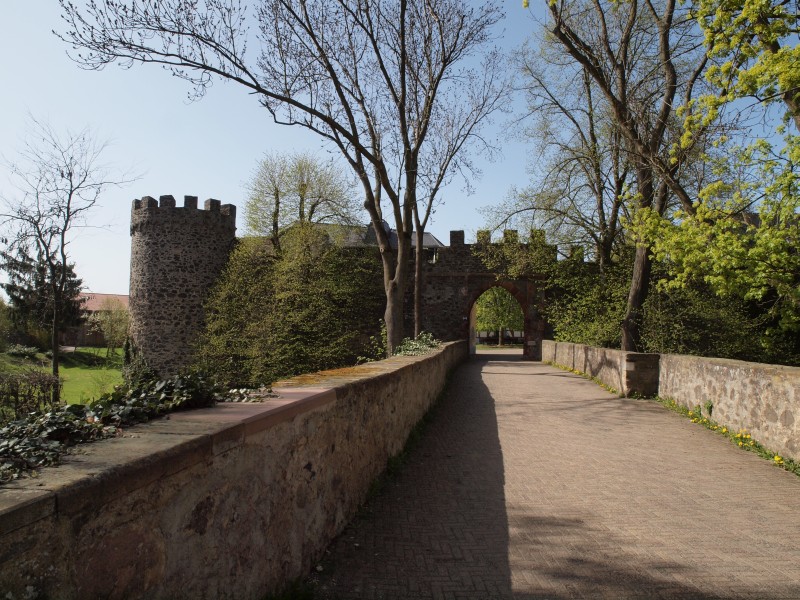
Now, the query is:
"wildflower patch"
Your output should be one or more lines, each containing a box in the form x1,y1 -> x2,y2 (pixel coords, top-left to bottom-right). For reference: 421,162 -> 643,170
656,397 -> 800,477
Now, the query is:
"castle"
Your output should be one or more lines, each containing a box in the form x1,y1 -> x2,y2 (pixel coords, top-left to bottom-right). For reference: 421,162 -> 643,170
129,195 -> 548,376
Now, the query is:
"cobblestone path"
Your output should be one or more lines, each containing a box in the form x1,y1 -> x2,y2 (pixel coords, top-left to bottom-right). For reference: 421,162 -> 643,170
309,350 -> 800,599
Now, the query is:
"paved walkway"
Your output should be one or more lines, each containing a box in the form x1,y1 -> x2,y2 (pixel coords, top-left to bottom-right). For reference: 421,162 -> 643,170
309,350 -> 800,599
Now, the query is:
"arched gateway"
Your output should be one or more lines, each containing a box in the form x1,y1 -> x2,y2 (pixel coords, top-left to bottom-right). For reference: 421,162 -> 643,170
417,230 -> 549,360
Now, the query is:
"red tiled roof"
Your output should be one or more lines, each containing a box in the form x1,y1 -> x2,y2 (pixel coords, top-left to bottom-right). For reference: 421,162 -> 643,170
80,293 -> 130,312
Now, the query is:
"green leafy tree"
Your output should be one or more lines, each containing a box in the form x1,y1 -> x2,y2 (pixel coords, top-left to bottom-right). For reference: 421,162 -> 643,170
628,0 -> 800,349
691,0 -> 800,134
87,298 -> 130,357
244,151 -> 363,252
0,246 -> 85,349
633,149 -> 800,339
475,287 -> 524,345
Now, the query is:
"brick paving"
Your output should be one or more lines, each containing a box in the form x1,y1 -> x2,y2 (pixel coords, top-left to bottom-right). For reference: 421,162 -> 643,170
309,350 -> 800,599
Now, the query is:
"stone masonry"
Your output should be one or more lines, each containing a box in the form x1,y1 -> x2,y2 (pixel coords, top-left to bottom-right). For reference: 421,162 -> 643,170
418,230 -> 550,360
129,209 -> 551,371
129,195 -> 236,376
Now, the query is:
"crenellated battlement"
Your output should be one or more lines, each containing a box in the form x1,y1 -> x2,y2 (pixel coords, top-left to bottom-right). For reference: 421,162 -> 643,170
130,195 -> 236,233
129,194 -> 237,376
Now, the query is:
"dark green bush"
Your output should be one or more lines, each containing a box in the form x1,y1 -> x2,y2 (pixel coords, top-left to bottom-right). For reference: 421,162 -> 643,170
197,228 -> 384,386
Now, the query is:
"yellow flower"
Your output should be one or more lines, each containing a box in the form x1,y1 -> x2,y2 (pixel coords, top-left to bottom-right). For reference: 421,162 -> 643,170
738,442 -> 743,447
774,455 -> 783,463
722,428 -> 728,434
688,411 -> 694,417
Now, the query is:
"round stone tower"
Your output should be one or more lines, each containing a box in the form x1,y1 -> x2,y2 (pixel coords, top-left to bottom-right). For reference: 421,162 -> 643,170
129,195 -> 236,376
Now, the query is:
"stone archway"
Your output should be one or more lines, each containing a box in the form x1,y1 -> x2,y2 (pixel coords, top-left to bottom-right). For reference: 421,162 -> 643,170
416,230 -> 548,360
467,280 -> 530,356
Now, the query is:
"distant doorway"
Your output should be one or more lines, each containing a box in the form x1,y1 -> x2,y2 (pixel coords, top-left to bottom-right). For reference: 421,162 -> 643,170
469,285 -> 525,355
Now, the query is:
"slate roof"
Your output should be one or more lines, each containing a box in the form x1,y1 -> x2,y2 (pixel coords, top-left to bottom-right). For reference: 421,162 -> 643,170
319,220 -> 444,249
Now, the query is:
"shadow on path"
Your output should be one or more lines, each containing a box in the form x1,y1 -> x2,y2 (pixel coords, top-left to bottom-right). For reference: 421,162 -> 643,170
310,353 -> 511,599
307,353 -> 800,599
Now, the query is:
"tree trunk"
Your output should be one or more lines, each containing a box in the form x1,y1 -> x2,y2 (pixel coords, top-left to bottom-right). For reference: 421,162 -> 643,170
51,304 -> 61,404
384,280 -> 405,355
413,229 -> 424,337
271,190 -> 281,253
621,244 -> 652,352
376,232 -> 408,356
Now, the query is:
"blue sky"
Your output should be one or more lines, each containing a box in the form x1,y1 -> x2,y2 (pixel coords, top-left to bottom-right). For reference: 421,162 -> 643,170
0,1 -> 540,295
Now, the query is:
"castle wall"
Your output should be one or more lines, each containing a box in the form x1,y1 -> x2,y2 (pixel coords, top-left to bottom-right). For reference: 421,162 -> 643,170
418,230 -> 549,360
0,342 -> 468,599
129,195 -> 236,376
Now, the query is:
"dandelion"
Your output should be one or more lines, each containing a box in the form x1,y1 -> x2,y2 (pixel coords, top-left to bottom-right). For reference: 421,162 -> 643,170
721,427 -> 728,434
774,455 -> 784,463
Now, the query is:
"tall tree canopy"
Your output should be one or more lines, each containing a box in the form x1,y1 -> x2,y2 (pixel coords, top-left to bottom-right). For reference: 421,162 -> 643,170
628,0 -> 800,339
475,287 -> 524,345
59,0 -> 509,353
486,36 -> 630,270
244,151 -> 363,251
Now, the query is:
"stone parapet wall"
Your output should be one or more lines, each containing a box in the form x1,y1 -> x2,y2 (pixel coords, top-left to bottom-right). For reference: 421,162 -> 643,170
542,340 -> 659,397
0,342 -> 468,599
129,195 -> 237,376
659,354 -> 800,460
542,340 -> 800,461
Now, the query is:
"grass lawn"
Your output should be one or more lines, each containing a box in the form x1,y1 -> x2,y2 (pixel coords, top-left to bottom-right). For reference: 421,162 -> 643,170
0,347 -> 123,405
475,343 -> 524,350
59,348 -> 123,404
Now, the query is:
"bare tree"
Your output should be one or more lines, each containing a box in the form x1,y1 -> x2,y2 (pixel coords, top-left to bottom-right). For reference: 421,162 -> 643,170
489,42 -> 630,270
406,56 -> 508,335
541,0 -> 711,350
0,119 -> 132,398
58,0 -> 507,353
